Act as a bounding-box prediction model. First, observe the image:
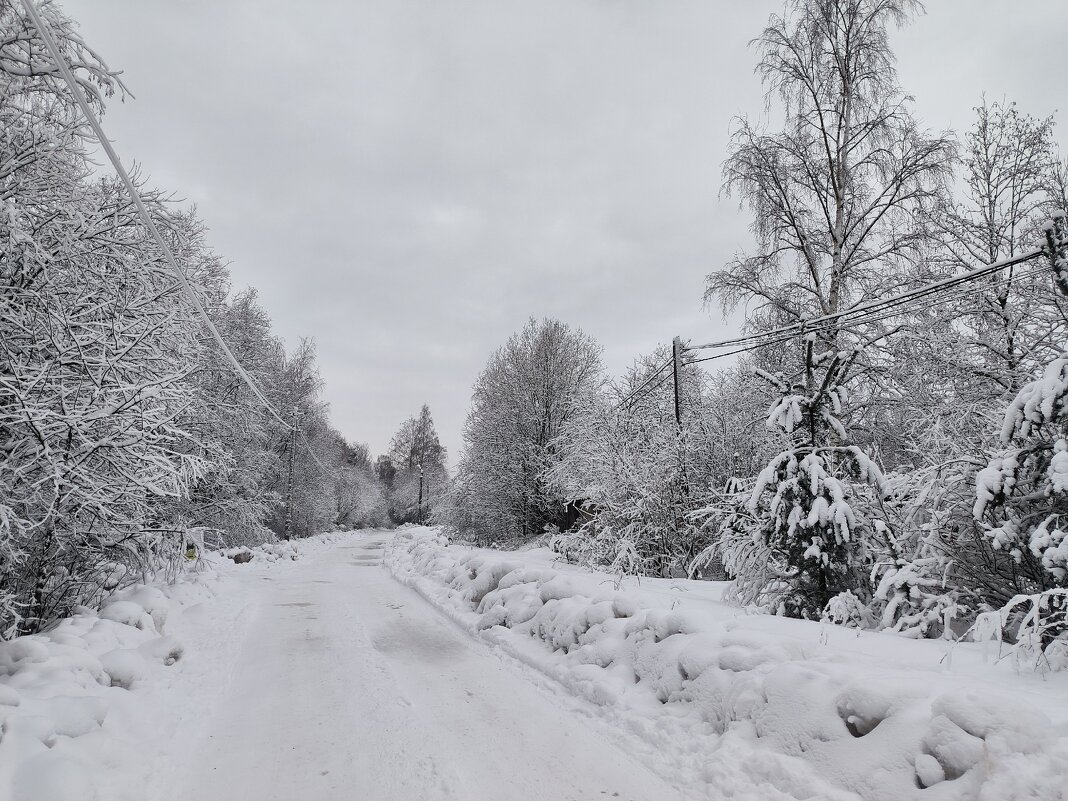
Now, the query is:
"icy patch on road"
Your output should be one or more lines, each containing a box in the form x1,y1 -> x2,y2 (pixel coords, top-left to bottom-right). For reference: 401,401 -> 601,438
386,528 -> 1068,801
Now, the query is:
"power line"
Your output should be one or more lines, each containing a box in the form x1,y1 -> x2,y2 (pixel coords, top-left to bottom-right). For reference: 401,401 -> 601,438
609,251 -> 1048,413
839,266 -> 1048,329
618,371 -> 674,412
20,0 -> 294,433
681,266 -> 1051,368
780,265 -> 1047,340
611,358 -> 672,410
685,248 -> 1044,354
299,428 -> 331,473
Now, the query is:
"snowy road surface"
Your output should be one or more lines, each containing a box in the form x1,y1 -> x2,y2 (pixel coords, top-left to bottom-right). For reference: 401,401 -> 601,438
163,532 -> 689,801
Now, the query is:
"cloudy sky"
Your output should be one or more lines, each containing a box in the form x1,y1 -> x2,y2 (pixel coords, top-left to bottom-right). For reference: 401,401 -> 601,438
61,0 -> 1067,461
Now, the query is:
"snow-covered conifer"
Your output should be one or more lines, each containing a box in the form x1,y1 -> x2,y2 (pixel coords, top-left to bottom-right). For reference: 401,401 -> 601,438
746,342 -> 888,618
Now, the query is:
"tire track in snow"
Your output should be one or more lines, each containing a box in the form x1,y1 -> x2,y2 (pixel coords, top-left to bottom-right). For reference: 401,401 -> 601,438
161,531 -> 688,801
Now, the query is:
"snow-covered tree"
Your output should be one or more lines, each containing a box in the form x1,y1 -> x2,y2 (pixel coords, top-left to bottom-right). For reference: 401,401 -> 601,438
971,213 -> 1068,656
0,1 -> 371,637
331,441 -> 389,529
266,339 -> 346,539
387,404 -> 447,524
859,102 -> 1067,639
441,318 -> 603,544
741,341 -> 888,618
0,7 -> 212,634
549,352 -> 771,578
549,350 -> 697,576
157,228 -> 285,549
707,0 -> 953,339
701,0 -> 945,620
928,99 -> 1064,406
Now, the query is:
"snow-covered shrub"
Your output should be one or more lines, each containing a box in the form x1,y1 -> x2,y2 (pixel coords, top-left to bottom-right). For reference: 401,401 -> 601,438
549,357 -> 768,578
871,554 -> 966,637
549,524 -> 645,577
865,465 -> 987,639
822,590 -> 875,628
999,590 -> 1068,670
690,477 -> 796,608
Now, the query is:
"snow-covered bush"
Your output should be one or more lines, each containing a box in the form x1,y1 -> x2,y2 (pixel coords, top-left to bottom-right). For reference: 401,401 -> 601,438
862,463 -> 987,639
549,357 -> 769,578
690,476 -> 794,607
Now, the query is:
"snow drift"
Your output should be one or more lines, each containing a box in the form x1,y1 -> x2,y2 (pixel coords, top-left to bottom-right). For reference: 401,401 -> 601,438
386,528 -> 1068,801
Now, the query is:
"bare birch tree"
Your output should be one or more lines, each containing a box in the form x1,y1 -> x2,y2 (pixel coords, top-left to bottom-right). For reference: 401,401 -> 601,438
708,0 -> 953,337
703,0 -> 953,620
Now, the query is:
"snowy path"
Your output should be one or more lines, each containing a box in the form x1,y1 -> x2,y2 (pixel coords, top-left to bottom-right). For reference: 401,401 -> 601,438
163,532 -> 688,801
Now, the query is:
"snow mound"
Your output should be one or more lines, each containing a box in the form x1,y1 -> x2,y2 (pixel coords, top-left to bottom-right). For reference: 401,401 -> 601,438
387,528 -> 1068,801
218,532 -> 347,565
0,581 -> 200,801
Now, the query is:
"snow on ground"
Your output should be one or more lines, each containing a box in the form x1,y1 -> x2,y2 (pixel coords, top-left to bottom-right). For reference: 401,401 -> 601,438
3,528 -> 703,801
0,533 -> 343,801
157,529 -> 691,801
7,525 -> 1066,801
387,527 -> 1068,801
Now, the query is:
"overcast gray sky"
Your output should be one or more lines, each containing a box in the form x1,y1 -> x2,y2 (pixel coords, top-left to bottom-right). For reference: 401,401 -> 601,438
61,0 -> 1067,461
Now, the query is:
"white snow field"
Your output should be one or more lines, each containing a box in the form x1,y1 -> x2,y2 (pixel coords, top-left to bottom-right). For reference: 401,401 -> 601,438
387,527 -> 1068,801
3,527 -> 1067,801
0,530 -> 692,801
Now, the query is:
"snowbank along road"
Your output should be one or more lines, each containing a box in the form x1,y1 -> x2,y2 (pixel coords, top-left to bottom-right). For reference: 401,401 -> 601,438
164,531 -> 690,801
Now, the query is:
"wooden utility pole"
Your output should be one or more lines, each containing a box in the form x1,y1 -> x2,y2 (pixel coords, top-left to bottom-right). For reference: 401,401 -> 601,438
283,408 -> 298,540
417,464 -> 425,524
672,336 -> 683,428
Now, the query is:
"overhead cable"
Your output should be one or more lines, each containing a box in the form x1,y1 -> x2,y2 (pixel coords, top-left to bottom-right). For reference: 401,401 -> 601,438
21,0 -> 294,433
685,249 -> 1044,354
611,358 -> 672,410
681,266 -> 1051,368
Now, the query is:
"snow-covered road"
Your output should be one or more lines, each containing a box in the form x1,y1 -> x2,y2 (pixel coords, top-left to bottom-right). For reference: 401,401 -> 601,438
163,532 -> 688,801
